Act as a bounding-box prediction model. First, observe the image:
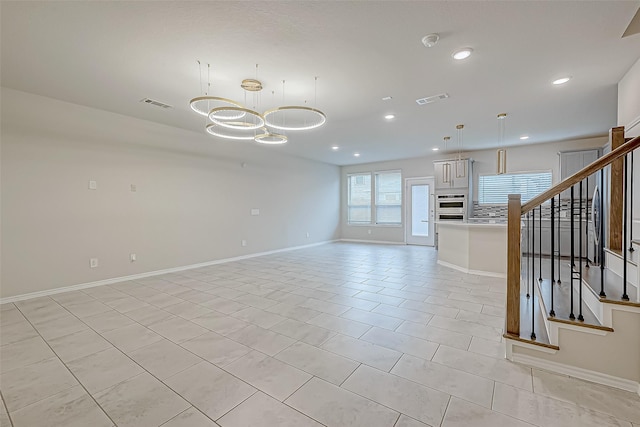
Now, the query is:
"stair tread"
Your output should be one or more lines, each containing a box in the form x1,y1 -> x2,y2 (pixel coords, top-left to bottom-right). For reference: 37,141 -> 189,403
603,247 -> 638,267
578,260 -> 638,303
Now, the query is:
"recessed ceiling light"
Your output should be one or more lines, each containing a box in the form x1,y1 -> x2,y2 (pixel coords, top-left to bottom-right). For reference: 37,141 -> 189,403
452,48 -> 473,60
520,136 -> 529,140
553,77 -> 571,85
354,153 -> 360,157
331,146 -> 339,150
385,114 -> 395,120
432,147 -> 439,151
382,96 -> 393,101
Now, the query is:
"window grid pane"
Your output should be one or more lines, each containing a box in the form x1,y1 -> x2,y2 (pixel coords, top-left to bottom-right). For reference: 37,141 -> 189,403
348,173 -> 372,224
478,172 -> 552,205
375,171 -> 402,224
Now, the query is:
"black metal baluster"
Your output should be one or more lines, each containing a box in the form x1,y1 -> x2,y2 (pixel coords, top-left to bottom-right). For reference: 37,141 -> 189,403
557,195 -> 561,285
585,175 -> 590,268
600,169 -> 606,298
630,151 -> 635,253
526,212 -> 530,298
550,197 -> 556,317
539,205 -> 543,282
570,186 -> 576,320
531,208 -> 536,340
623,154 -> 629,301
578,180 -> 584,321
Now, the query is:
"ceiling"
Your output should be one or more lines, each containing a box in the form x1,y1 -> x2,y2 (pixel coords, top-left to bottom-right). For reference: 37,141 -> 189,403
1,1 -> 640,166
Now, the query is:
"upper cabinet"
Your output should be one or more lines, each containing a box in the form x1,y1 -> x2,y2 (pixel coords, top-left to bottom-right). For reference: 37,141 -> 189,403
559,149 -> 600,199
434,158 -> 473,190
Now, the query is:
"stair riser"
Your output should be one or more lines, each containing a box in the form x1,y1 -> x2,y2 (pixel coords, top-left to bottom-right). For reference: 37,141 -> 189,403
572,276 -> 605,324
605,251 -> 639,299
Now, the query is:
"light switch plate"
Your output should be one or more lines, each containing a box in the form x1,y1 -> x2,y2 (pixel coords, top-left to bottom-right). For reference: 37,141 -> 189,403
90,258 -> 98,268
88,180 -> 97,190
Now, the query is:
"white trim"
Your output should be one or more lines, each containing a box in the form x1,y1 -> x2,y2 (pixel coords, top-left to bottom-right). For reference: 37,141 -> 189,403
510,352 -> 640,395
505,338 -> 558,355
436,259 -> 506,278
626,114 -> 640,133
339,239 -> 404,245
0,240 -> 337,305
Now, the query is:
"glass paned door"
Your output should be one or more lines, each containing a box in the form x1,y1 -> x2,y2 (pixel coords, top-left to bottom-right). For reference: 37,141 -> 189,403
406,178 -> 435,245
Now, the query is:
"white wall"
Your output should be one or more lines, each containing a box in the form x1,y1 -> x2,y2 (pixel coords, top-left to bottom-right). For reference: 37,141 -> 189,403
618,56 -> 640,137
341,136 -> 606,243
0,88 -> 340,299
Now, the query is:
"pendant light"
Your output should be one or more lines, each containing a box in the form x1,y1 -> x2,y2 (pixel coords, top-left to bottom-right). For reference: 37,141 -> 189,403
442,136 -> 452,184
497,113 -> 507,174
455,124 -> 466,178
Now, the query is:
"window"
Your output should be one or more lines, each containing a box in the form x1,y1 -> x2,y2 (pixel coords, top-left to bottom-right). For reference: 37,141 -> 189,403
347,171 -> 403,225
347,173 -> 372,224
478,171 -> 552,204
375,171 -> 402,224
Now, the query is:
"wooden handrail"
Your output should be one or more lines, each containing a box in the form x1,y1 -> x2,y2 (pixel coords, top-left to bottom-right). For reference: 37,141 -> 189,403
521,134 -> 640,214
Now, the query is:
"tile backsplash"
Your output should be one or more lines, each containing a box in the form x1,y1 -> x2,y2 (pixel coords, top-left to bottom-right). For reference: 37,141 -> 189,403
473,199 -> 592,219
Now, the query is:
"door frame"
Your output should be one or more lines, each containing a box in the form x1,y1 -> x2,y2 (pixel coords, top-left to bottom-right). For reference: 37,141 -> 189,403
405,177 -> 436,246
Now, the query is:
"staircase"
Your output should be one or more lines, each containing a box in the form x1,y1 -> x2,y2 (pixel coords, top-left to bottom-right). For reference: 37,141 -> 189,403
504,127 -> 640,395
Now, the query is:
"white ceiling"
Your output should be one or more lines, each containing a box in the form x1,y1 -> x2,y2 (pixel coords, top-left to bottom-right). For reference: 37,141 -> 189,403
2,1 -> 640,166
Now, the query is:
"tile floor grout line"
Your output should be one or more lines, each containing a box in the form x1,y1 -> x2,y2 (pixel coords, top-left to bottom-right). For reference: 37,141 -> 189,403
9,303 -> 119,426
0,391 -> 15,427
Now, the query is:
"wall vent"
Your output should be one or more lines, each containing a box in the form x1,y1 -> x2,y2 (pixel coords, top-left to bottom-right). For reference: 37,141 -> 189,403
416,93 -> 449,105
140,98 -> 172,109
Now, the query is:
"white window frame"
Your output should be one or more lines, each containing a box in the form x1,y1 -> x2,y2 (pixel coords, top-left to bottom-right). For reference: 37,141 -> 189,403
346,170 -> 403,226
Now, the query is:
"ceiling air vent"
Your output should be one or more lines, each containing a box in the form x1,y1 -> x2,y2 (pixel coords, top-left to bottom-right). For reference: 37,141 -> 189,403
140,98 -> 172,109
416,93 -> 449,106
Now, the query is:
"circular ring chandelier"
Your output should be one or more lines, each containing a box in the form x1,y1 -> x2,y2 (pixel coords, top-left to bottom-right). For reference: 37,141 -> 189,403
263,106 -> 327,131
189,96 -> 246,120
205,122 -> 256,140
254,131 -> 288,145
209,107 -> 265,130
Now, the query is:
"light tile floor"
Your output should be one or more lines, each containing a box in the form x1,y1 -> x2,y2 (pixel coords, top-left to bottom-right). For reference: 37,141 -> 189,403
1,243 -> 639,427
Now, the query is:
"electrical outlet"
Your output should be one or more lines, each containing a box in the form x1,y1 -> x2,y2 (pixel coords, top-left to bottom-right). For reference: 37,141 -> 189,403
250,209 -> 260,216
367,229 -> 372,235
88,180 -> 97,190
90,258 -> 99,268
241,240 -> 247,247
130,253 -> 136,262
306,232 -> 310,238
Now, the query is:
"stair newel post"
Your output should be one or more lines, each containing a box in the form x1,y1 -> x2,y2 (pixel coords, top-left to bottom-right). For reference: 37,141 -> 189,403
506,194 -> 522,337
578,180 -> 584,322
539,205 -> 543,282
622,154 -> 629,301
550,196 -> 556,317
600,169 -> 606,298
557,195 -> 561,285
570,185 -> 576,320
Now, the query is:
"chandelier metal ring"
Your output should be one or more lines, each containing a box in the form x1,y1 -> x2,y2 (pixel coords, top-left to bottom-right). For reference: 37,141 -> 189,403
254,131 -> 288,145
205,122 -> 256,140
263,106 -> 327,131
189,96 -> 246,120
209,107 -> 265,130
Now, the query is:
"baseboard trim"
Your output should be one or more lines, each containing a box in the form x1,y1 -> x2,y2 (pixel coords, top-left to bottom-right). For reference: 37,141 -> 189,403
0,240 -> 338,305
437,260 -> 506,278
511,352 -> 640,395
339,239 -> 404,245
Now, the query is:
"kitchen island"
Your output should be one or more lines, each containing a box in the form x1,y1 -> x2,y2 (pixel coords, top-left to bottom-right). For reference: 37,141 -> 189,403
436,220 -> 507,277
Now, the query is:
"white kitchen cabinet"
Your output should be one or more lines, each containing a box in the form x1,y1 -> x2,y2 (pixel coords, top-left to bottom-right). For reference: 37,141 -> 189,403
559,149 -> 599,199
434,159 -> 473,190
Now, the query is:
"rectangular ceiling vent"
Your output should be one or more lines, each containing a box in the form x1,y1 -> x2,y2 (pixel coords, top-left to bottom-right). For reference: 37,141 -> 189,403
140,98 -> 172,109
416,93 -> 449,105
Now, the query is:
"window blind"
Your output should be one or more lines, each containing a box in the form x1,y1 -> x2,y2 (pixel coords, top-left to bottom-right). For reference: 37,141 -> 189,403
478,172 -> 552,205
